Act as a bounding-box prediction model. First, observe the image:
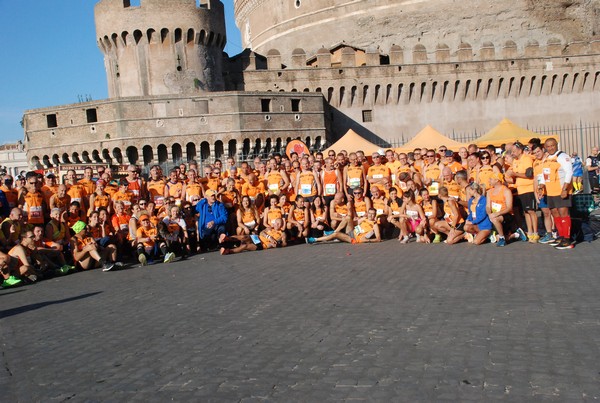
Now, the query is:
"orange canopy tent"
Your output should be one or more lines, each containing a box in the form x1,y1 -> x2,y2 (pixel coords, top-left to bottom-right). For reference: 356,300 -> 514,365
395,125 -> 465,153
474,118 -> 558,147
324,129 -> 382,155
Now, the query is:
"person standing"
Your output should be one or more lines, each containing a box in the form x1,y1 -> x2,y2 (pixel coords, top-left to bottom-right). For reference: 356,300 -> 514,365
543,138 -> 574,249
585,146 -> 599,194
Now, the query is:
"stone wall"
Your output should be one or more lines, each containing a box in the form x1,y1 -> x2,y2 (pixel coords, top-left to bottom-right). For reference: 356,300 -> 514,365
231,40 -> 600,142
234,0 -> 600,66
95,0 -> 226,97
24,92 -> 328,168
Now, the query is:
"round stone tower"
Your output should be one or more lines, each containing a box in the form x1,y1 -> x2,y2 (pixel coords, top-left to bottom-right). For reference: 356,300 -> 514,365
95,0 -> 226,98
235,0 -> 599,63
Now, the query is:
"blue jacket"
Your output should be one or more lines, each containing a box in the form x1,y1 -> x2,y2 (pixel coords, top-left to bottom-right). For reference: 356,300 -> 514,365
467,196 -> 492,230
195,198 -> 228,238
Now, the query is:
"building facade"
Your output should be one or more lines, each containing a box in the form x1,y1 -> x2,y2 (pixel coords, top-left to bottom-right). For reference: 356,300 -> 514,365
24,0 -> 600,167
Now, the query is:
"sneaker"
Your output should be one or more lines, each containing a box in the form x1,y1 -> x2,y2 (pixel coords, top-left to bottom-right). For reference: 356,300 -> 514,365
2,275 -> 23,288
102,262 -> 115,272
528,233 -> 539,244
114,261 -> 125,267
549,237 -> 562,247
305,237 -> 317,244
27,274 -> 38,283
538,233 -> 554,244
163,252 -> 175,263
489,232 -> 497,243
497,237 -> 506,247
323,230 -> 335,236
138,254 -> 148,266
59,265 -> 71,275
554,238 -> 574,250
464,233 -> 474,243
399,236 -> 410,244
433,234 -> 442,243
516,228 -> 527,242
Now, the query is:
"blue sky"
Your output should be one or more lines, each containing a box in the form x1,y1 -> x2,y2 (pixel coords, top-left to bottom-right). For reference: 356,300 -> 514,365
0,0 -> 242,145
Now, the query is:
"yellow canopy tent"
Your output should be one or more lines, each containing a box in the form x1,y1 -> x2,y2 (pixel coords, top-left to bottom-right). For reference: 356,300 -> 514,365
474,118 -> 558,147
395,125 -> 465,153
324,129 -> 383,155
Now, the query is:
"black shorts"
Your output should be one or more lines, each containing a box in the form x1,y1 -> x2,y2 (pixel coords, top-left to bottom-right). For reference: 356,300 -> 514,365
547,195 -> 572,209
323,195 -> 335,207
302,196 -> 315,203
517,192 -> 537,211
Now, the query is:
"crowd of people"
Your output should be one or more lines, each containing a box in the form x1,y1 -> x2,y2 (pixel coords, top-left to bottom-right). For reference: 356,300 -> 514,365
0,136 -> 591,288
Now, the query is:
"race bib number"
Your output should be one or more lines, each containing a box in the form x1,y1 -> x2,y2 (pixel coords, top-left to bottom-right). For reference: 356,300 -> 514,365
269,183 -> 280,193
373,174 -> 383,179
425,211 -> 433,217
250,234 -> 261,245
325,183 -> 336,195
491,202 -> 502,213
300,184 -> 311,195
29,206 -> 42,218
353,225 -> 365,235
348,178 -> 360,188
543,168 -> 550,182
537,173 -> 545,184
244,220 -> 256,229
356,211 -> 366,217
428,182 -> 439,196
376,208 -> 384,216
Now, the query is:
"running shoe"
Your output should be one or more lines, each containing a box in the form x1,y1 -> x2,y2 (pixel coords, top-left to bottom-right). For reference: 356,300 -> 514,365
102,262 -> 115,272
323,230 -> 335,236
399,236 -> 410,244
516,228 -> 527,242
464,233 -> 474,243
538,233 -> 554,244
305,237 -> 317,244
489,232 -> 497,243
2,275 -> 22,288
114,262 -> 125,267
138,254 -> 148,266
433,234 -> 442,243
528,233 -> 539,243
59,265 -> 71,275
554,238 -> 574,250
549,237 -> 562,247
497,237 -> 506,247
163,252 -> 175,263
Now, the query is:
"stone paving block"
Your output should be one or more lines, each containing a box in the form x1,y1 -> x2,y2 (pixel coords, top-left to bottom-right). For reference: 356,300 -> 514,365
2,241 -> 600,400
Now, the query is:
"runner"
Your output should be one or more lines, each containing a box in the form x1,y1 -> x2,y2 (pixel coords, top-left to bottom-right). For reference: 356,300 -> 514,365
306,208 -> 381,244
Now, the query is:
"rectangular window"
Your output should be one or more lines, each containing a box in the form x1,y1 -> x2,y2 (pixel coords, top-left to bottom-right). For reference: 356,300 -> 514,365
261,99 -> 271,113
47,114 -> 58,128
86,108 -> 98,123
362,110 -> 373,122
291,99 -> 301,112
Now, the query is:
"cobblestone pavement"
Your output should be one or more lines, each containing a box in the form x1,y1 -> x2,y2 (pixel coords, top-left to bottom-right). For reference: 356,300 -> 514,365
1,239 -> 600,401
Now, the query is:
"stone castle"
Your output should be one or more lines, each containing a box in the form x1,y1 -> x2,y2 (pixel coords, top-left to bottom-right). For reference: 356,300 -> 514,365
24,0 -> 600,168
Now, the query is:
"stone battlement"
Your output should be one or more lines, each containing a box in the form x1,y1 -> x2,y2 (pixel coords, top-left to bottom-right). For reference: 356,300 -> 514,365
240,39 -> 600,71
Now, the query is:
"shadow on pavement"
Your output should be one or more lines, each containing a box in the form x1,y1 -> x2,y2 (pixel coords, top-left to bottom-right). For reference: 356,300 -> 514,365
0,289 -> 26,297
0,291 -> 103,319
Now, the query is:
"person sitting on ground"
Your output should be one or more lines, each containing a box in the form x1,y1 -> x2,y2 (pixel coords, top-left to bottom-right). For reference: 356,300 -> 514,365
463,182 -> 493,245
161,205 -> 188,260
263,194 -> 285,230
486,172 -> 517,247
135,214 -> 173,265
433,186 -> 465,244
287,195 -> 310,240
329,192 -> 351,232
398,189 -> 429,243
196,189 -> 228,252
70,221 -> 119,271
306,207 -> 381,244
31,225 -> 73,276
220,217 -> 287,255
236,195 -> 260,236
